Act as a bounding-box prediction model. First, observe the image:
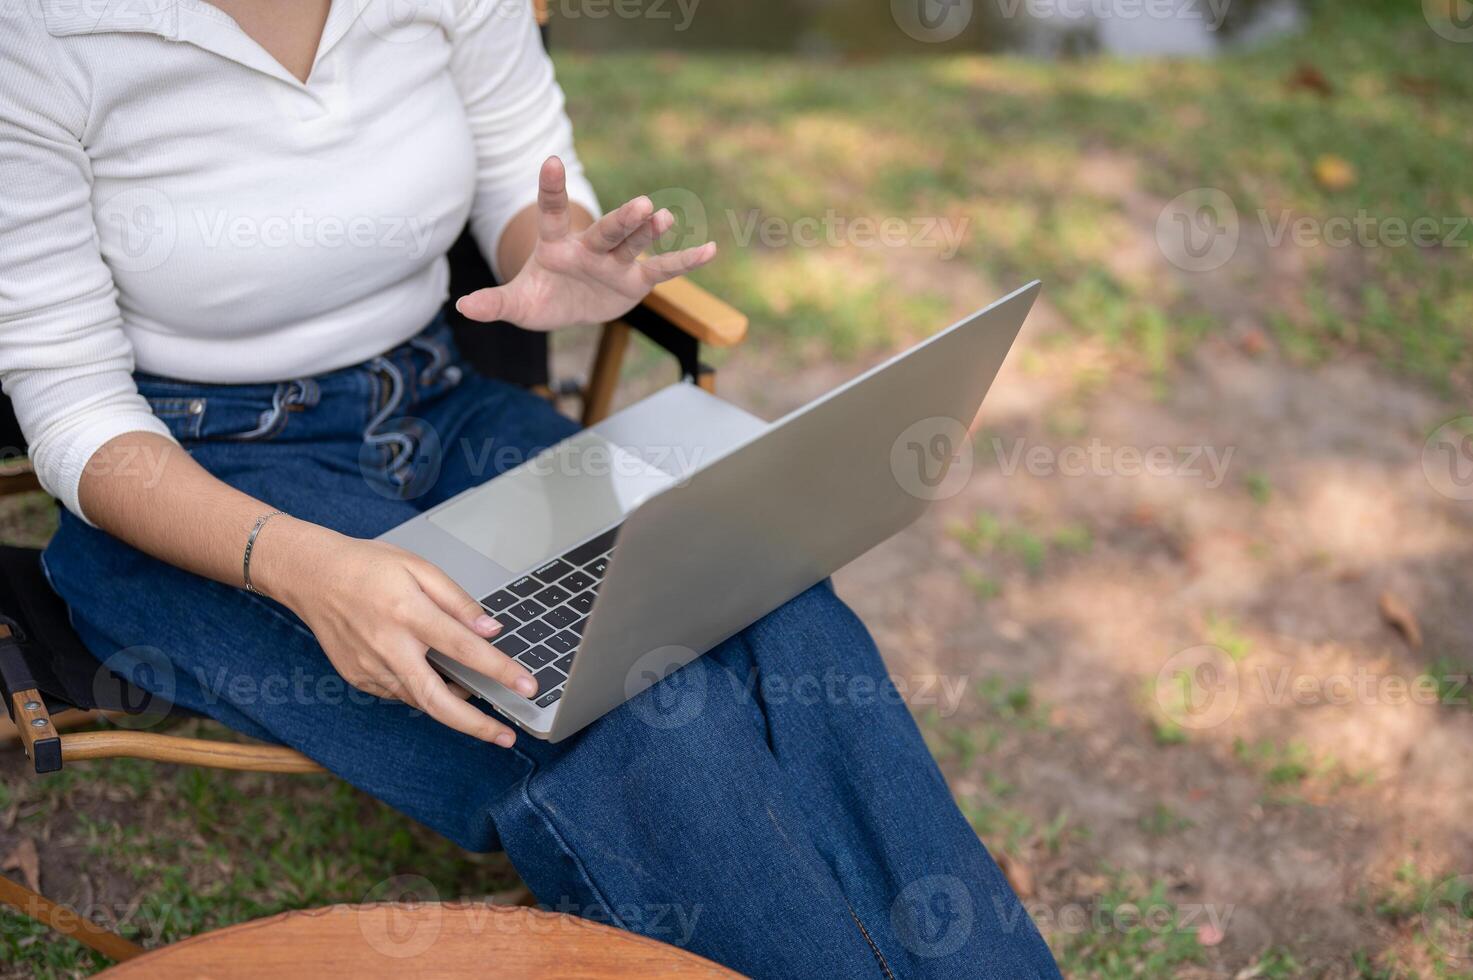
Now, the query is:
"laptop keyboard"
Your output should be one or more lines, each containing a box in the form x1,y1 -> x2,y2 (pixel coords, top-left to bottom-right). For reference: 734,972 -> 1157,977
478,526 -> 619,709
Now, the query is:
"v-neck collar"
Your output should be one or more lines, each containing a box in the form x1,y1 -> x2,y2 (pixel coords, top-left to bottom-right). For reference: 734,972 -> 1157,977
43,0 -> 368,91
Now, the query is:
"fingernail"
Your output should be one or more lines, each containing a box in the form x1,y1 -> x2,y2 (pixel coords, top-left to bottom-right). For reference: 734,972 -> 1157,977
474,614 -> 501,634
496,732 -> 515,748
515,677 -> 537,697
455,297 -> 469,315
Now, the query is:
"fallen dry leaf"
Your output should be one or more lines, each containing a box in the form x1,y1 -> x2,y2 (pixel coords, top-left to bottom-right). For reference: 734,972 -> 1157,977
995,851 -> 1036,899
1378,591 -> 1423,649
1286,63 -> 1334,97
2,838 -> 41,893
1314,154 -> 1358,192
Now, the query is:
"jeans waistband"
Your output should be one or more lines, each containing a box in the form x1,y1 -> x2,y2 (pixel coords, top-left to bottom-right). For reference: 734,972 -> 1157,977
133,315 -> 463,446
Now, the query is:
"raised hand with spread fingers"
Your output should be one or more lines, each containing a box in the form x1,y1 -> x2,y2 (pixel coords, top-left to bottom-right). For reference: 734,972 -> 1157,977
455,156 -> 716,331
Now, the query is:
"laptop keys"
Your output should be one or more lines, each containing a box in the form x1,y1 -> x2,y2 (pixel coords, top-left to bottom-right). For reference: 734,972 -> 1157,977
554,653 -> 575,674
568,591 -> 595,616
508,576 -> 541,598
533,584 -> 571,608
535,689 -> 562,708
495,634 -> 530,658
481,590 -> 517,613
509,598 -> 545,621
545,630 -> 577,654
585,557 -> 610,579
493,608 -> 522,630
544,606 -> 578,630
516,620 -> 554,644
533,558 -> 574,584
519,645 -> 557,669
531,665 -> 565,697
560,569 -> 593,593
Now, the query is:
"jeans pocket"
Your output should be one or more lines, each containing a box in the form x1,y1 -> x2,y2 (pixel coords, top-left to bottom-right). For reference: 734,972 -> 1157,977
143,396 -> 206,441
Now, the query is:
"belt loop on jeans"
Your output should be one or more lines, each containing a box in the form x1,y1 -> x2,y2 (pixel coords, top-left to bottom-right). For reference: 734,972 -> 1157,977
365,356 -> 416,479
234,379 -> 318,442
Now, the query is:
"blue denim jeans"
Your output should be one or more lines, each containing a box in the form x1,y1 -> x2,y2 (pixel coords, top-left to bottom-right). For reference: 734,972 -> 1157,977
42,317 -> 1059,978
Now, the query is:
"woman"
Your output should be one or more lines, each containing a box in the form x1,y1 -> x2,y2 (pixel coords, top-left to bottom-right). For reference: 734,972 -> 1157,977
0,0 -> 1058,974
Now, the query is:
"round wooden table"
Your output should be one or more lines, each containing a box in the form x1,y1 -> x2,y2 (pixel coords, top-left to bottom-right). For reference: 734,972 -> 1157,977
96,902 -> 743,978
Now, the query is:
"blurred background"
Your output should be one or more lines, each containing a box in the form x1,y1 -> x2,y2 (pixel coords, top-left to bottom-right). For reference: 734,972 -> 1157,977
3,0 -> 1471,975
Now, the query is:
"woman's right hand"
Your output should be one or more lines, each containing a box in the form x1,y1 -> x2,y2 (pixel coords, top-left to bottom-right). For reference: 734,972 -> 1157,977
252,518 -> 537,746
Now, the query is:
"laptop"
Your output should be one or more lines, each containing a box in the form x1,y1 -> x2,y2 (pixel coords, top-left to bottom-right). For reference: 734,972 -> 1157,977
381,281 -> 1039,741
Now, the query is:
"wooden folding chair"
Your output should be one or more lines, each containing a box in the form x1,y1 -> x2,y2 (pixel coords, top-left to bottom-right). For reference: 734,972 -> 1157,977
0,5 -> 747,962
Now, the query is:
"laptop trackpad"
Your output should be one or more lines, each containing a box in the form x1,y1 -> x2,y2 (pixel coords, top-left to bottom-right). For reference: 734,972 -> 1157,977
426,430 -> 676,572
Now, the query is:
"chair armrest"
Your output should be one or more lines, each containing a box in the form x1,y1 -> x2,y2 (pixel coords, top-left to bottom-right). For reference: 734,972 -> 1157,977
639,279 -> 748,349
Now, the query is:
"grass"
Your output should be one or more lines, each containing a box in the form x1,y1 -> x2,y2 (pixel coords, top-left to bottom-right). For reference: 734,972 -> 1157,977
1054,878 -> 1208,979
0,736 -> 521,977
561,1 -> 1472,392
2,2 -> 1470,976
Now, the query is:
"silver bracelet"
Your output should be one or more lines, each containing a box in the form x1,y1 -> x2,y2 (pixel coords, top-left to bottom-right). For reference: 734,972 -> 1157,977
242,510 -> 285,595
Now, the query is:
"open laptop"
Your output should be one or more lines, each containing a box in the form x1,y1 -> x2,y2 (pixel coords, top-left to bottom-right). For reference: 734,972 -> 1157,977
381,281 -> 1039,741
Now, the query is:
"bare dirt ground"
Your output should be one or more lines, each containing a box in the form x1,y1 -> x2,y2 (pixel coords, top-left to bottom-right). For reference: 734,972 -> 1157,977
553,220 -> 1473,975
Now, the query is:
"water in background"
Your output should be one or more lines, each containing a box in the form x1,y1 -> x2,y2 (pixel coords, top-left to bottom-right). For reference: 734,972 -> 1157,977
547,0 -> 1305,56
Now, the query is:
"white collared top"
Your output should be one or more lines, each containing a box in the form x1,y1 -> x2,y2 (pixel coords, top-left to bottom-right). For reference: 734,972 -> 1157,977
0,0 -> 600,521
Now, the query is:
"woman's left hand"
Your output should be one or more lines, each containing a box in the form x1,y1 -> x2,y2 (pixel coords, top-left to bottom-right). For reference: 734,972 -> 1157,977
455,156 -> 717,331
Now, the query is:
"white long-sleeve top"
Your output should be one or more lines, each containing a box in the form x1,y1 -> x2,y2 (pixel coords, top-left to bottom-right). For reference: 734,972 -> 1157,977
0,0 -> 599,521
